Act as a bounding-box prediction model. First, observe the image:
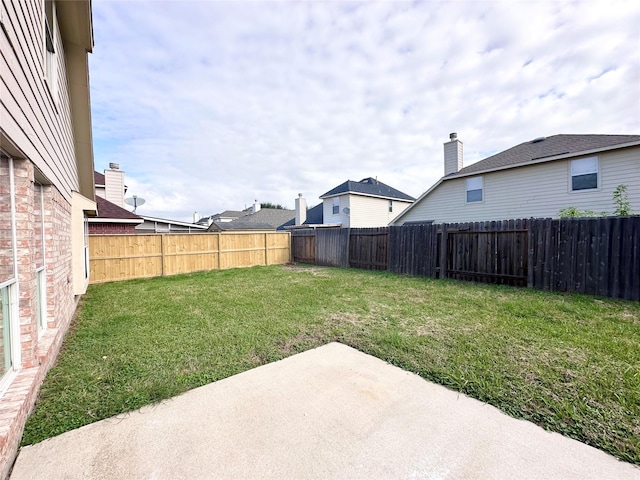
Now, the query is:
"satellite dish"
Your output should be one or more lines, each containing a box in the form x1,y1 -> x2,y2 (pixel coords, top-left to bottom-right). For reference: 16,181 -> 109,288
342,207 -> 350,215
125,195 -> 146,213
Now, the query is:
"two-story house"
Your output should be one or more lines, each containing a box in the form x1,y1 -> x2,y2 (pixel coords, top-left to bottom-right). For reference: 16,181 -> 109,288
0,0 -> 96,474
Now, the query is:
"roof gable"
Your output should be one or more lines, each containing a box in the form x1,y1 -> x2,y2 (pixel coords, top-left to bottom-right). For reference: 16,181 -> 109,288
320,177 -> 414,201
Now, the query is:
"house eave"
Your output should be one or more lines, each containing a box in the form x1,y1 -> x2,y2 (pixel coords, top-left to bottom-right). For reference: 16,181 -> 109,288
446,140 -> 640,180
320,191 -> 414,202
389,178 -> 444,226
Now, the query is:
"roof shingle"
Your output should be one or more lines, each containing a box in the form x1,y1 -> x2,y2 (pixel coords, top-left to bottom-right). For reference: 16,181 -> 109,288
320,177 -> 414,201
454,134 -> 640,177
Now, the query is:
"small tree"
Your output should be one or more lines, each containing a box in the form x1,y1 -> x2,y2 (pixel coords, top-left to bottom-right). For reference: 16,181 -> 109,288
612,184 -> 632,216
260,202 -> 286,210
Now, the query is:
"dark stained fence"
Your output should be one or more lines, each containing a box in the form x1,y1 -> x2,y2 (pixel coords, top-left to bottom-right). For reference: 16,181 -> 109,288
388,224 -> 440,277
291,230 -> 316,264
529,217 -> 640,301
290,217 -> 639,301
446,219 -> 529,287
349,228 -> 389,270
316,228 -> 350,267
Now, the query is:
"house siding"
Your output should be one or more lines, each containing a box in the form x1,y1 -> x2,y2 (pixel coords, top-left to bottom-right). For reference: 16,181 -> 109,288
1,0 -> 79,201
348,195 -> 412,227
0,1 -> 94,476
396,146 -> 640,224
323,195 -> 350,227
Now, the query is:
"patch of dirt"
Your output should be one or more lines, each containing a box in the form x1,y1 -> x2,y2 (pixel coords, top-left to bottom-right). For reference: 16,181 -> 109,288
282,264 -> 330,276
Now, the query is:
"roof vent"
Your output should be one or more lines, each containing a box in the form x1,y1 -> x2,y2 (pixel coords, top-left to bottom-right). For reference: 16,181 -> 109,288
531,137 -> 546,144
450,132 -> 457,140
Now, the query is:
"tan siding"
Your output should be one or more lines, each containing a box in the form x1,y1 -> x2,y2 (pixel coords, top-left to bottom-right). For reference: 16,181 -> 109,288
1,0 -> 79,197
399,147 -> 640,224
348,195 -> 413,227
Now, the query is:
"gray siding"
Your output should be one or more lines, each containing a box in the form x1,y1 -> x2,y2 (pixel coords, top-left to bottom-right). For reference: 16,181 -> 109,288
0,0 -> 79,199
397,147 -> 640,224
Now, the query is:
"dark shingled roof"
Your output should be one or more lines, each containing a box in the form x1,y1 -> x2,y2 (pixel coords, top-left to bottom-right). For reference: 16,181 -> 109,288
304,203 -> 324,224
320,177 -> 414,201
95,196 -> 143,221
453,134 -> 640,177
94,171 -> 105,185
280,203 -> 325,228
207,208 -> 295,231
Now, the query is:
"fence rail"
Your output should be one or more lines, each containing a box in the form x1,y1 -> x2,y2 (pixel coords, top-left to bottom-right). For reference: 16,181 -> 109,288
89,232 -> 291,284
292,217 -> 640,301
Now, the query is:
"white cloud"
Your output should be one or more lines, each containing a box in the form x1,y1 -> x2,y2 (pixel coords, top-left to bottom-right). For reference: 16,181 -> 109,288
90,0 -> 640,221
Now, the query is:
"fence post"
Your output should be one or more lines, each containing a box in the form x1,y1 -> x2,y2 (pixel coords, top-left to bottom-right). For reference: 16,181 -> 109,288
264,232 -> 268,265
160,234 -> 165,277
439,224 -> 448,279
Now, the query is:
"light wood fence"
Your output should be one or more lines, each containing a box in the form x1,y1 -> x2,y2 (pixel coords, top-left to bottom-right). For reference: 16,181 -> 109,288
89,232 -> 291,284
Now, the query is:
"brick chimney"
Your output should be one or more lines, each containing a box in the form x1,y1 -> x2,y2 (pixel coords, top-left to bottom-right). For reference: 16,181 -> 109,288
295,193 -> 307,226
444,132 -> 463,176
104,163 -> 125,207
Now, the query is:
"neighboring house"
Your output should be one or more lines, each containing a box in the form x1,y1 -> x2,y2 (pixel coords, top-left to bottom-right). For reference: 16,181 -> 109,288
291,178 -> 414,228
89,166 -> 143,234
392,133 -> 640,225
136,216 -> 208,234
0,0 -> 96,475
194,209 -> 252,227
91,164 -> 206,234
207,203 -> 295,231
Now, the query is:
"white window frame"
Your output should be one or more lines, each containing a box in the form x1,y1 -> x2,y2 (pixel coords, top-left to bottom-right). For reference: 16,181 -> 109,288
43,0 -> 58,106
35,182 -> 47,335
570,156 -> 599,192
388,200 -> 393,213
466,176 -> 484,203
332,197 -> 339,215
0,156 -> 21,394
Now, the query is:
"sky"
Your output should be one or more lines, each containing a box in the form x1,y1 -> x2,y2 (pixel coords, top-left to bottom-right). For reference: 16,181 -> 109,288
89,0 -> 640,222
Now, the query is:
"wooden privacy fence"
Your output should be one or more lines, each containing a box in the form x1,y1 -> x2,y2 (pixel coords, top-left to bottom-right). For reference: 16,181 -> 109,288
89,232 -> 291,284
291,217 -> 640,301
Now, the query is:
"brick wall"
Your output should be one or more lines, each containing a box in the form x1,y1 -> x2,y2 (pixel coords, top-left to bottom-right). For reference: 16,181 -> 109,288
0,160 -> 77,479
88,222 -> 137,235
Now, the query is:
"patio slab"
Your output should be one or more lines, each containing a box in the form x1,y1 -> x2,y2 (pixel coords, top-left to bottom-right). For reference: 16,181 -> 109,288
10,342 -> 640,479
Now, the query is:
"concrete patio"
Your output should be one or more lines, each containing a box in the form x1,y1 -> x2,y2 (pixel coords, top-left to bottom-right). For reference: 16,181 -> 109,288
10,343 -> 640,479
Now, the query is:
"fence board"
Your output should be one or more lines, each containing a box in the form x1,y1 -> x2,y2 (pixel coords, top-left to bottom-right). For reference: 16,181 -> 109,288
349,227 -> 389,270
89,232 -> 290,283
291,216 -> 639,301
316,229 -> 349,267
291,230 -> 316,264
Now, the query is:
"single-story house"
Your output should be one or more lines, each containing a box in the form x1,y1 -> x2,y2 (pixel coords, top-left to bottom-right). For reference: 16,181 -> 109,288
207,202 -> 295,232
392,133 -> 640,225
136,216 -> 208,234
0,0 -> 96,474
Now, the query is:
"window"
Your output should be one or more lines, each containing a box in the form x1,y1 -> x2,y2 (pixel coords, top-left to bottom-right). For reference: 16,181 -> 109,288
571,157 -> 598,191
0,155 -> 18,384
34,183 -> 46,333
44,1 -> 58,102
466,176 -> 483,203
332,197 -> 339,215
388,200 -> 393,213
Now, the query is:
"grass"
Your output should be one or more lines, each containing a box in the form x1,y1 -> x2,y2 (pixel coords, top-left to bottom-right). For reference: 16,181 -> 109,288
21,265 -> 640,464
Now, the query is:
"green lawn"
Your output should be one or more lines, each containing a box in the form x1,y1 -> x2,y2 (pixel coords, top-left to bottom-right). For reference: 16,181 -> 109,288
22,265 -> 640,464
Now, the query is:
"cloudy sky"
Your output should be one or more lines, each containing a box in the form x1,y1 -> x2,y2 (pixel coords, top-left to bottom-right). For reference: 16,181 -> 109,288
89,0 -> 640,221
